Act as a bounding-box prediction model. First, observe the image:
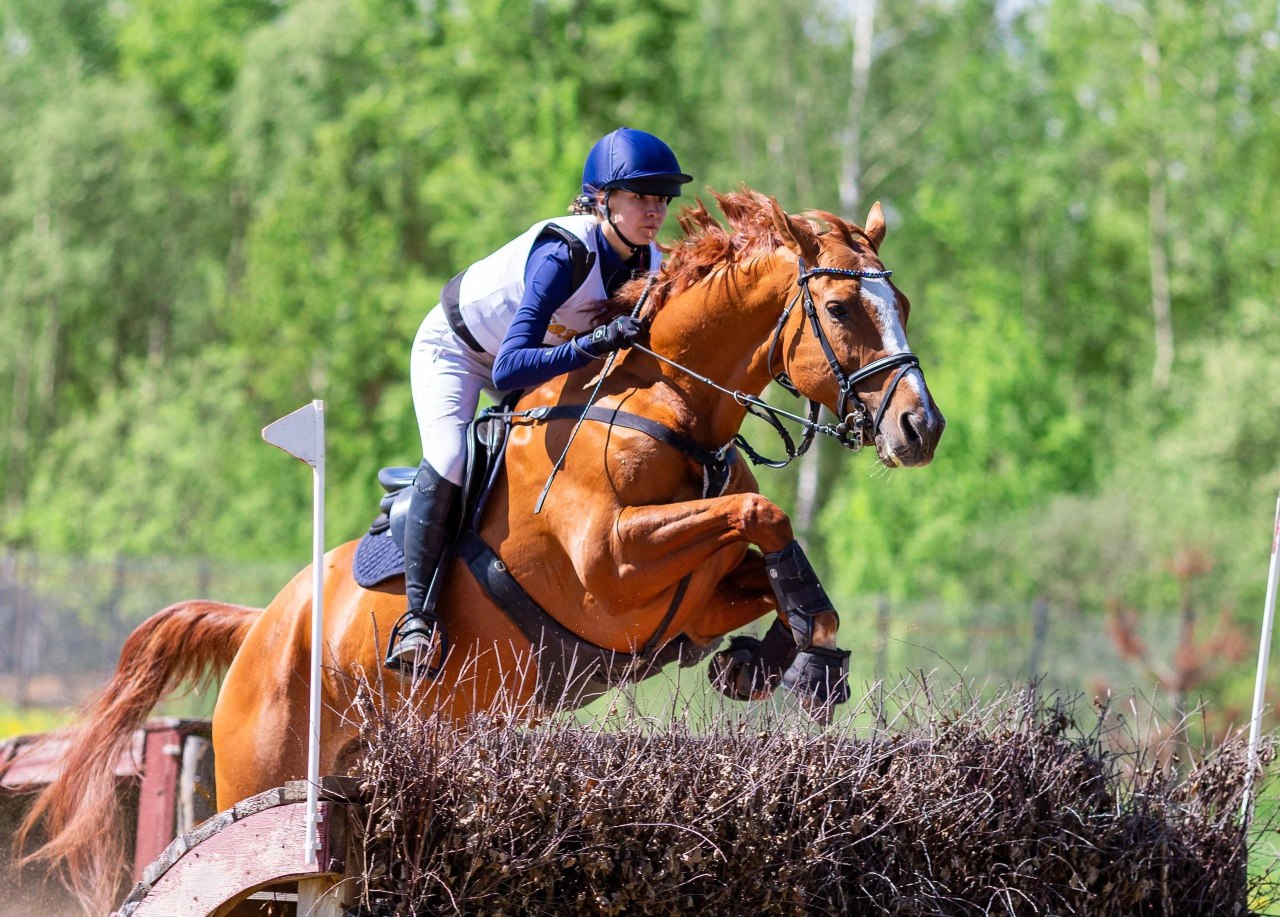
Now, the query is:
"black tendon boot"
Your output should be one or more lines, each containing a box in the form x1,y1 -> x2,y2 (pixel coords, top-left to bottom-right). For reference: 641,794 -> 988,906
385,460 -> 461,677
763,541 -> 836,650
765,541 -> 851,706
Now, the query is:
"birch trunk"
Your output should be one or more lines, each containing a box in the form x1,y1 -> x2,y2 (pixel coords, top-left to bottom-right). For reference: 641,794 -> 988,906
1142,6 -> 1174,392
795,0 -> 877,543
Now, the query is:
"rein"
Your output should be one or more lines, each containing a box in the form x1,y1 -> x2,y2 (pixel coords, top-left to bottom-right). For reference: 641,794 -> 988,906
535,273 -> 658,512
628,340 -> 830,469
630,260 -> 924,468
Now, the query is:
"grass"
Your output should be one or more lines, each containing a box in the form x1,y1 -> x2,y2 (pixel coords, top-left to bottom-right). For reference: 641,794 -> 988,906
0,679 -> 218,743
1252,786 -> 1280,915
0,699 -> 74,740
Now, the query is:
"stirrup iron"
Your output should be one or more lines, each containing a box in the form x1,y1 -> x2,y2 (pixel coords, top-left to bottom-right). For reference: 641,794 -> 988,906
385,609 -> 448,679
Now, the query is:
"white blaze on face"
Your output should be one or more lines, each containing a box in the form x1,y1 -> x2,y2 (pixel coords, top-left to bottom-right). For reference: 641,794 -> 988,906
860,276 -> 926,400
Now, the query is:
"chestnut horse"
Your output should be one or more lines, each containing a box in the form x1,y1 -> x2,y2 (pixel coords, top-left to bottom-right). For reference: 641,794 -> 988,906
14,190 -> 944,910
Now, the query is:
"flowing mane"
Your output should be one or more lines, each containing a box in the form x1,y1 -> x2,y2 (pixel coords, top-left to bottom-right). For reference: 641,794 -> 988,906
616,187 -> 880,316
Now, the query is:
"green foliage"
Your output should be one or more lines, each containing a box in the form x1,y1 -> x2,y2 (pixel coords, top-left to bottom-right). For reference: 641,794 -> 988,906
115,0 -> 278,165
2,0 -> 1280,720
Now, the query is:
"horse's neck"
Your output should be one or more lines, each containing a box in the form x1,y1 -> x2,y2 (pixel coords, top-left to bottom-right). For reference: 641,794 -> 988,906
646,252 -> 793,444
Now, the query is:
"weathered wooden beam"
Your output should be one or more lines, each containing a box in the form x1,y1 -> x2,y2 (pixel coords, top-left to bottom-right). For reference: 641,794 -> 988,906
116,788 -> 348,917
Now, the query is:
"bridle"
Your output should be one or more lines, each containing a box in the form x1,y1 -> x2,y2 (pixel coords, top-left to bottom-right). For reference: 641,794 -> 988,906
770,259 -> 922,452
629,258 -> 926,469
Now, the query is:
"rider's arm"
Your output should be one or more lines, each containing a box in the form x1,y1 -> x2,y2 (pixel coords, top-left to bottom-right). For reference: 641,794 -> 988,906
491,236 -> 596,392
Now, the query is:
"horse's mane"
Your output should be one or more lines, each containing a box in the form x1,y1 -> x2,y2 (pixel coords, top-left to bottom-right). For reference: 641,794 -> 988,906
615,187 -> 875,315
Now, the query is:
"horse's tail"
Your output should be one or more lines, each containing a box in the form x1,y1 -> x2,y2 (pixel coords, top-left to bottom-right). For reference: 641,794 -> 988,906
10,599 -> 260,914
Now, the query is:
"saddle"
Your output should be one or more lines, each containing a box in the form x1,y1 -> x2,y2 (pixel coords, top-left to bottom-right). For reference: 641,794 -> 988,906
352,394 -> 729,707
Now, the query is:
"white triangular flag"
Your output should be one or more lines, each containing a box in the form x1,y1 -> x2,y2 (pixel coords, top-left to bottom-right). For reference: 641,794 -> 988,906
262,401 -> 324,467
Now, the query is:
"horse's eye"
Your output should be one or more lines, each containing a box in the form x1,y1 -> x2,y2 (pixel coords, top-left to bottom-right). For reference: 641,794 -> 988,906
825,302 -> 848,319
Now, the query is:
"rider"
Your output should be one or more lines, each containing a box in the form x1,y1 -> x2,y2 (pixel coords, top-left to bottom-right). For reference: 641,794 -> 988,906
386,127 -> 693,674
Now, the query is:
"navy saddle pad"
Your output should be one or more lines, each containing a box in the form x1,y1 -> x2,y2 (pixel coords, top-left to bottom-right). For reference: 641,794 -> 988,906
352,530 -> 404,589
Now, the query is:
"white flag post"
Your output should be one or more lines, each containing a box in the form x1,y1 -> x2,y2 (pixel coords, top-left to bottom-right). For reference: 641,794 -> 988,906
262,401 -> 326,865
1244,491 -> 1280,823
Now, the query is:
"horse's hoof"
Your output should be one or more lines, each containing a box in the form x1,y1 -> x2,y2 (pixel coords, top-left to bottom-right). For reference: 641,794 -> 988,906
781,646 -> 851,709
708,635 -> 777,702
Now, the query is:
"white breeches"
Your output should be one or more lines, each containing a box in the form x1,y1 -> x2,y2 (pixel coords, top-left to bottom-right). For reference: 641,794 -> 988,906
410,307 -> 498,486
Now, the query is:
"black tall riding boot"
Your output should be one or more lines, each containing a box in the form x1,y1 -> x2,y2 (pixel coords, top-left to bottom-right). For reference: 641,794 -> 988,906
385,460 -> 461,676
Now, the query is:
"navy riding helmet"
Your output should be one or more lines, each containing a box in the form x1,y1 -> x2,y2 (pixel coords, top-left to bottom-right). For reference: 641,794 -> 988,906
581,127 -> 693,200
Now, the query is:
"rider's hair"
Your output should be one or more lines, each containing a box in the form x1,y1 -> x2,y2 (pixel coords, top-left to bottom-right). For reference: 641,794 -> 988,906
569,187 -> 605,216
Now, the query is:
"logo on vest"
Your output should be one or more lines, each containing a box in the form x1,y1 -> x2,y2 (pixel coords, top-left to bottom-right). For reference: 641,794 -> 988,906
547,322 -> 583,342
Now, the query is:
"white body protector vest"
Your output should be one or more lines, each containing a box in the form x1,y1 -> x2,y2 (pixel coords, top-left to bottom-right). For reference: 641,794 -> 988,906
449,215 -> 662,355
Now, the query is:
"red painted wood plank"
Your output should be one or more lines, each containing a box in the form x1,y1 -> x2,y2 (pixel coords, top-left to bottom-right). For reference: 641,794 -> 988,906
128,802 -> 338,916
0,730 -> 145,789
133,727 -> 182,880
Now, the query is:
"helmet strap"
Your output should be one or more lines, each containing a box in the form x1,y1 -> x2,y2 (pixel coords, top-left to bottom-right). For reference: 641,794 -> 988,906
603,191 -> 644,256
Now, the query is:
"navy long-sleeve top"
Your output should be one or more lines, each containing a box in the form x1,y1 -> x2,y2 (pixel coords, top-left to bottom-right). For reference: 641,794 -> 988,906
490,224 -> 648,392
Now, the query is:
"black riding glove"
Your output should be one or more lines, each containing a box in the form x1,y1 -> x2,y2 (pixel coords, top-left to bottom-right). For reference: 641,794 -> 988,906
573,315 -> 643,359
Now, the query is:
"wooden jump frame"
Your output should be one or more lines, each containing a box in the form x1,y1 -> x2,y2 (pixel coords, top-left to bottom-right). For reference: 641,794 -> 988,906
113,777 -> 355,917
0,718 -> 216,884
2,721 -> 356,917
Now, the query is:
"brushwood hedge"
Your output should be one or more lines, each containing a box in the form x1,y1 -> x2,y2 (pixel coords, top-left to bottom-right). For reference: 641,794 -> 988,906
343,680 -> 1274,916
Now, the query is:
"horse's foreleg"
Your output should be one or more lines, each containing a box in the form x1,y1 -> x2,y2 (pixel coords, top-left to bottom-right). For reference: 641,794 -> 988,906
612,494 -> 839,650
613,491 -> 794,569
684,551 -> 848,709
680,549 -> 774,642
615,497 -> 849,707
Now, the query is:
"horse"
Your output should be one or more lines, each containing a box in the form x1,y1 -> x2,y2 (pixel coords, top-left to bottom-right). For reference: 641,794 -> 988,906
13,189 -> 944,911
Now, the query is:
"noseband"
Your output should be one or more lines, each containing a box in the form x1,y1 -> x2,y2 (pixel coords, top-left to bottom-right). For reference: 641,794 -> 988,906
628,258 -> 926,469
769,260 -> 921,452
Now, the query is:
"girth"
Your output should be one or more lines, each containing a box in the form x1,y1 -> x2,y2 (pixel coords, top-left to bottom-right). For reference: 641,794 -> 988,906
456,530 -> 704,707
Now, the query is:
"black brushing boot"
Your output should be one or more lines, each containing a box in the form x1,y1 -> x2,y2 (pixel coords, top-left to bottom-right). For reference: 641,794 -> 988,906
764,540 -> 851,706
764,540 -> 836,650
385,460 -> 461,677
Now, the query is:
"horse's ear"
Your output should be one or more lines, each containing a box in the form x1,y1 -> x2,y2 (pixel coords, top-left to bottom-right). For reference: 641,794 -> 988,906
864,201 -> 887,252
768,197 -> 820,263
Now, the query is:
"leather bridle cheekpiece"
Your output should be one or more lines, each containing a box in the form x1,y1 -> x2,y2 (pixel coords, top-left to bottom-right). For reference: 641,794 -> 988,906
767,259 -> 922,455
627,258 -> 927,470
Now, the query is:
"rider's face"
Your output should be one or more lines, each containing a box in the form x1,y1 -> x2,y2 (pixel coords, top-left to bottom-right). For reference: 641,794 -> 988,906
602,190 -> 670,255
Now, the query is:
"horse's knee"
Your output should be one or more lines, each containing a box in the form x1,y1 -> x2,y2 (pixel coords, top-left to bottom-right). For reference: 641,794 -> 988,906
732,493 -> 793,550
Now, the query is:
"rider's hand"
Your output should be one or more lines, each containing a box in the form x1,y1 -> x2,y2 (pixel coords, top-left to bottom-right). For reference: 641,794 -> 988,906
574,315 -> 644,358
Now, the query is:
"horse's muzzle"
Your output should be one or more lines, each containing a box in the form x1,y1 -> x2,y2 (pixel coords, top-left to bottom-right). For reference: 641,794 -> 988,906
877,403 -> 945,467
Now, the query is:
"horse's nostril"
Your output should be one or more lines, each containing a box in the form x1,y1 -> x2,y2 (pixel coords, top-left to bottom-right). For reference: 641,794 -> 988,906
900,411 -> 922,446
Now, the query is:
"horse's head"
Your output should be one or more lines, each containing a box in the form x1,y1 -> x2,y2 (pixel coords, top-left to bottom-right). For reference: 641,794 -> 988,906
767,199 -> 945,467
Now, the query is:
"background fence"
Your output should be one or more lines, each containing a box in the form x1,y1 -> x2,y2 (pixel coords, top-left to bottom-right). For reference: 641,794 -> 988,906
0,549 -> 296,710
0,548 -> 1229,731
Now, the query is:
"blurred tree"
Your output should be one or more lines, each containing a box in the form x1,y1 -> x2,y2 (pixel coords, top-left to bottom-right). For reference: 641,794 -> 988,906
0,0 -> 1278,724
0,78 -> 220,534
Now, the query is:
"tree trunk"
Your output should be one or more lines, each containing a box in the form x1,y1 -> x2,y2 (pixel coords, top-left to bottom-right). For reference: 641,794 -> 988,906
1142,7 -> 1174,392
795,0 -> 877,544
839,0 -> 877,218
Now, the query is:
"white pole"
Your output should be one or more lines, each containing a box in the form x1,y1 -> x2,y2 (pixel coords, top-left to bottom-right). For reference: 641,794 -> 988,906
1244,491 -> 1280,822
304,400 -> 325,865
260,400 -> 327,866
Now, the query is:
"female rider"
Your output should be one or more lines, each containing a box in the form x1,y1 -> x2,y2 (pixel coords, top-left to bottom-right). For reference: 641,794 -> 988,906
386,127 -> 692,674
